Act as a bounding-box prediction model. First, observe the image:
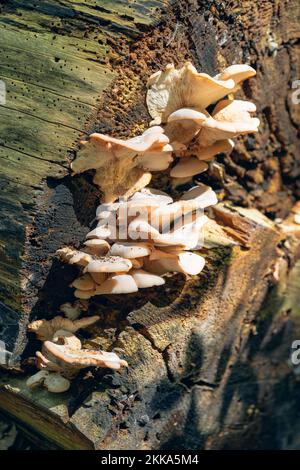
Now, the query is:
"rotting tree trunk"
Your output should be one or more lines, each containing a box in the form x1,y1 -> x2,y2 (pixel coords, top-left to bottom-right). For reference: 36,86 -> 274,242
0,0 -> 300,450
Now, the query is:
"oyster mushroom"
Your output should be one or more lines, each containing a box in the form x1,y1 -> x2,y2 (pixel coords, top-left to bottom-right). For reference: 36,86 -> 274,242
83,239 -> 110,256
43,373 -> 71,393
71,126 -> 173,202
145,252 -> 205,276
94,274 -> 138,295
26,370 -> 49,389
43,341 -> 128,370
56,247 -> 92,267
130,269 -> 165,288
198,99 -> 260,147
28,315 -> 100,341
170,158 -> 208,178
146,62 -> 237,125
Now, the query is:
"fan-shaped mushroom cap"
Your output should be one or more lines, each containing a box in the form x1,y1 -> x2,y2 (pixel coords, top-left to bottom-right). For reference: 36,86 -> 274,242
96,202 -> 120,220
167,108 -> 207,124
109,242 -> 152,259
86,225 -> 112,240
145,252 -> 205,275
215,64 -> 256,88
128,187 -> 173,207
52,330 -> 82,350
71,274 -> 95,291
170,157 -> 208,177
36,350 -> 63,373
43,373 -> 71,393
71,127 -> 172,202
26,370 -> 49,388
74,289 -> 94,300
190,139 -> 234,161
130,269 -> 165,288
153,216 -> 208,250
43,341 -> 128,370
94,274 -> 138,295
180,184 -> 218,208
83,239 -> 110,256
84,256 -> 132,273
56,247 -> 92,266
28,315 -> 100,341
146,62 -> 236,124
199,100 -> 260,146
128,216 -> 160,240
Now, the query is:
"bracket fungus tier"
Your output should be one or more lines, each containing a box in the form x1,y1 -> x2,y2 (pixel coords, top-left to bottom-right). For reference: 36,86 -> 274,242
71,126 -> 175,202
56,184 -> 218,301
26,315 -> 128,393
146,62 -> 259,182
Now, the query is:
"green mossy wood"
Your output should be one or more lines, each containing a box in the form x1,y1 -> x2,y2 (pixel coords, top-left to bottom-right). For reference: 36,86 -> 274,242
0,0 -> 300,450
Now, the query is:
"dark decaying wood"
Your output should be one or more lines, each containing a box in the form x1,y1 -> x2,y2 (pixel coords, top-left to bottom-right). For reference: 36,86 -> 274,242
0,0 -> 300,449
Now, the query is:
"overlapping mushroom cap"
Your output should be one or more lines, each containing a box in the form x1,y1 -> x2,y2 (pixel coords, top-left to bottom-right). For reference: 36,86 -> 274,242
27,314 -> 128,392
57,184 -> 217,300
71,126 -> 174,202
146,62 -> 259,181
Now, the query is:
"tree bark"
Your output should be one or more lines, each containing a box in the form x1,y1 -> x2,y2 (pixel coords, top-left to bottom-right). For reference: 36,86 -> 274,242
0,0 -> 300,450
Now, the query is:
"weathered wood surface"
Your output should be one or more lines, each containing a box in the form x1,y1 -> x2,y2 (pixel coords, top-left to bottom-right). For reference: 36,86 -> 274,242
0,0 -> 300,450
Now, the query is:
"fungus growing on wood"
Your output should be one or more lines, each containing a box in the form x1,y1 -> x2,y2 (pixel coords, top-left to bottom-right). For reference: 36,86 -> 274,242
28,315 -> 100,341
56,184 -> 217,300
146,62 -> 259,183
71,126 -> 174,202
27,314 -> 127,393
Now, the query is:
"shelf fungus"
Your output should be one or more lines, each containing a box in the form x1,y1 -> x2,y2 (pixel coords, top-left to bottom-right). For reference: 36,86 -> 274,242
56,184 -> 217,300
26,315 -> 127,393
71,126 -> 175,202
146,62 -> 259,182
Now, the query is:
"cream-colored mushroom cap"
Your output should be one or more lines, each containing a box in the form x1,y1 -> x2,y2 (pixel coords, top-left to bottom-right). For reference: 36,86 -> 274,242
130,269 -> 165,288
26,370 -> 49,388
146,62 -> 236,124
191,139 -> 234,161
109,242 -> 152,259
215,64 -> 256,87
180,184 -> 218,208
170,157 -> 208,177
128,188 -> 173,206
43,373 -> 71,393
94,274 -> 138,295
199,99 -> 260,146
83,239 -> 110,256
28,315 -> 100,341
43,341 -> 128,370
86,225 -> 112,240
71,274 -> 95,291
146,252 -> 205,275
84,256 -> 132,273
56,248 -> 92,266
167,108 -> 207,124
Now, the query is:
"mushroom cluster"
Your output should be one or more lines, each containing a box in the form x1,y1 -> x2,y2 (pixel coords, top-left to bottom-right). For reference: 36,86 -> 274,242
71,62 -> 259,199
27,62 -> 259,393
147,62 -> 260,182
26,316 -> 127,393
56,184 -> 217,299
